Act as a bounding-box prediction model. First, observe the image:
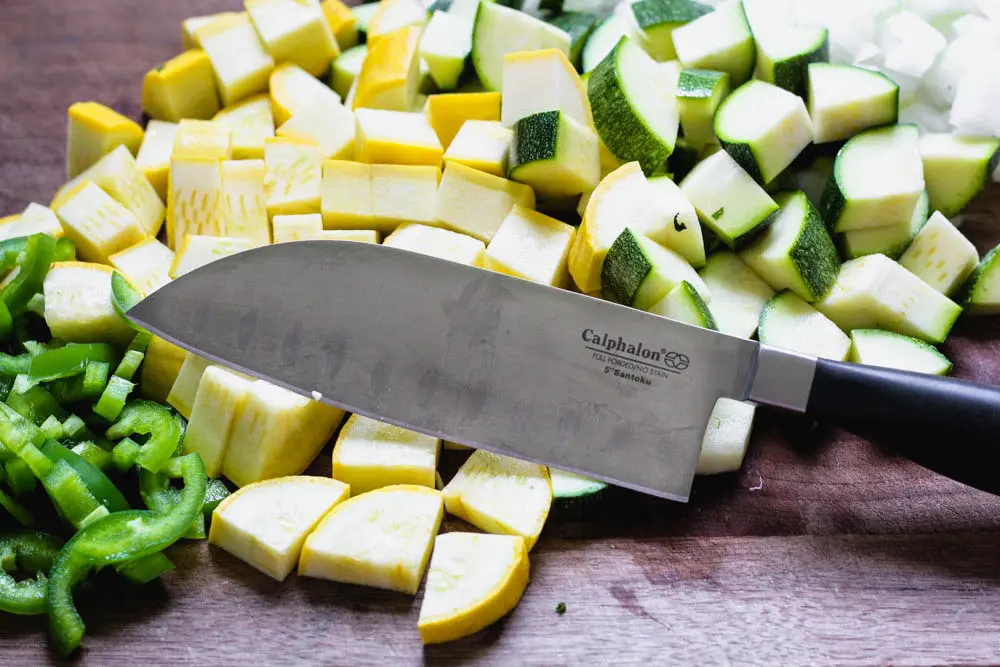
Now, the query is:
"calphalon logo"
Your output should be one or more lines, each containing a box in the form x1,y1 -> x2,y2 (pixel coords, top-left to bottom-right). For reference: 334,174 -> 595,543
581,328 -> 690,386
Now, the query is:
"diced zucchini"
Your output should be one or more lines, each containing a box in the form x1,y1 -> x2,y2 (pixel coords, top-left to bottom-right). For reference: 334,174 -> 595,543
680,150 -> 779,250
898,212 -> 978,297
958,245 -> 1000,315
581,13 -> 628,73
806,63 -> 899,144
815,254 -> 961,344
841,190 -> 928,261
648,280 -> 717,329
508,111 -> 600,198
548,11 -> 598,69
820,124 -> 924,233
472,2 -> 571,91
696,397 -> 754,475
501,49 -> 591,129
549,468 -> 609,515
321,160 -> 374,229
484,206 -> 577,286
601,227 -> 708,309
352,2 -> 380,38
715,81 -> 814,186
675,69 -> 730,151
753,26 -> 828,98
739,191 -> 838,302
646,175 -> 704,268
588,37 -> 679,175
420,11 -> 473,91
919,133 -> 1000,218
331,45 -> 368,98
384,222 -> 486,266
849,329 -> 952,376
628,0 -> 711,62
698,250 -> 774,338
331,414 -> 440,495
672,0 -> 754,86
758,291 -> 850,361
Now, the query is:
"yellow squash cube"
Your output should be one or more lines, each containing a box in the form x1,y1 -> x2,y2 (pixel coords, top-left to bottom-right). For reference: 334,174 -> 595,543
42,262 -> 135,345
54,182 -> 147,264
173,119 -> 232,160
220,160 -> 271,246
355,108 -> 443,167
66,102 -> 144,179
367,0 -> 427,46
331,414 -> 440,495
213,95 -> 276,159
222,381 -> 346,487
167,121 -> 232,247
383,223 -> 485,266
321,160 -> 374,229
183,365 -> 254,478
443,120 -> 512,177
170,235 -> 255,279
371,164 -> 440,232
142,50 -> 221,122
272,213 -> 323,242
81,145 -> 165,237
3,203 -> 64,240
484,205 -> 576,287
167,353 -> 212,419
135,120 -> 178,202
318,229 -> 380,242
182,12 -> 240,49
196,12 -> 276,106
277,98 -> 355,160
264,139 -> 323,216
427,92 -> 502,149
246,0 -> 340,77
354,26 -> 422,112
269,63 -> 343,126
435,161 -> 535,242
299,485 -> 444,593
140,336 -> 188,403
108,238 -> 175,295
322,0 -> 359,50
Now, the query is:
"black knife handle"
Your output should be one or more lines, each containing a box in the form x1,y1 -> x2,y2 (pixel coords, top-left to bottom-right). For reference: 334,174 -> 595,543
806,359 -> 1000,495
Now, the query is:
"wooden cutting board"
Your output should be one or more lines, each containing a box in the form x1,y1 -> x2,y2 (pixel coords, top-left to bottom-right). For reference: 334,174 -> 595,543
2,1 -> 1000,664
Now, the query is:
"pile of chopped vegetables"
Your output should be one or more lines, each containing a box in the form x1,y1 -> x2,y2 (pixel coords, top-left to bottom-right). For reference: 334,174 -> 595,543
2,0 -> 1000,655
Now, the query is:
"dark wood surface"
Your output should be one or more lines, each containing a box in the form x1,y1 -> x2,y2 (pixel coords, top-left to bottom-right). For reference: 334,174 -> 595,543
3,1 -> 1000,664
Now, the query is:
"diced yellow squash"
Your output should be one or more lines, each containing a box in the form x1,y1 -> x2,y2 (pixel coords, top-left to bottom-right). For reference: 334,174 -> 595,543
321,160 -> 374,229
367,0 -> 427,46
213,95 -> 276,159
321,0 -> 359,50
370,164 -> 440,232
42,262 -> 135,345
269,63 -> 343,127
277,98 -> 355,160
2,203 -> 64,241
220,160 -> 272,246
66,102 -> 144,179
427,92 -> 502,149
299,485 -> 443,593
246,0 -> 340,77
435,162 -> 535,242
142,50 -> 221,122
222,381 -> 346,487
443,120 -> 512,178
173,119 -> 233,160
264,139 -> 323,216
331,414 -> 440,495
196,12 -> 276,106
170,234 -> 255,279
209,476 -> 350,581
182,12 -> 240,49
54,181 -> 147,264
383,223 -> 485,265
168,158 -> 224,247
0,215 -> 18,226
500,49 -> 592,129
484,206 -> 576,287
167,352 -> 212,419
140,336 -> 188,402
272,213 -> 324,242
81,145 -> 165,237
183,365 -> 254,478
135,120 -> 178,202
108,238 -> 175,296
354,26 -> 422,112
355,108 -> 443,167
442,450 -> 552,551
317,229 -> 380,243
418,532 -> 530,645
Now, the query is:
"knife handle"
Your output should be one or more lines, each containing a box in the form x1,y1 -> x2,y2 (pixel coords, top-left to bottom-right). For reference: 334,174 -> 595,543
805,359 -> 1000,495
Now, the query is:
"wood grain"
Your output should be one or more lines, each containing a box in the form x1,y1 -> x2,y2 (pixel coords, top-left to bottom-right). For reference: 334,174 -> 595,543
3,1 -> 1000,664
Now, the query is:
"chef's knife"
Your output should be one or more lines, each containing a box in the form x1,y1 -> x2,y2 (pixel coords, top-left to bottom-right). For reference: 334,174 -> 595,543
127,241 -> 1000,500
